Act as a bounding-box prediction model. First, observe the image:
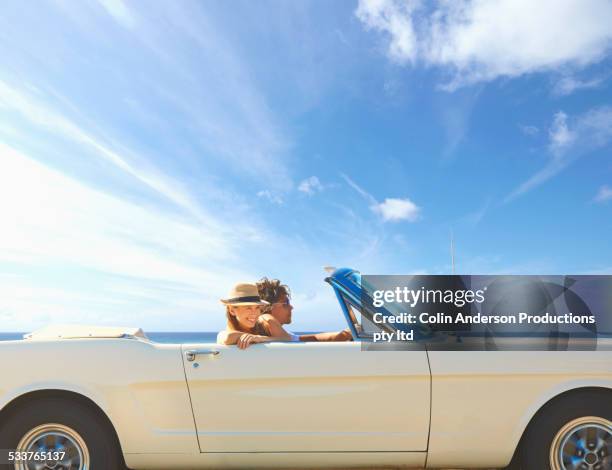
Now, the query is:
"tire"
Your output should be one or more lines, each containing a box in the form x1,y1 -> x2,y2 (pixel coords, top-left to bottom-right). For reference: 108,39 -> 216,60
515,390 -> 612,470
0,397 -> 125,469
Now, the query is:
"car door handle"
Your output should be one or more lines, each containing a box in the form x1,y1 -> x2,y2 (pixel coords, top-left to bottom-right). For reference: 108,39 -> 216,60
185,349 -> 220,361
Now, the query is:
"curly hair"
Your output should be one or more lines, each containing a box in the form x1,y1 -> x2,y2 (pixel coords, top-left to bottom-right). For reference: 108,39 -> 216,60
254,278 -> 291,336
256,277 -> 291,305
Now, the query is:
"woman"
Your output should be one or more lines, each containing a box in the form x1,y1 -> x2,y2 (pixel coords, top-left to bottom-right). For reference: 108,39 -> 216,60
217,282 -> 291,349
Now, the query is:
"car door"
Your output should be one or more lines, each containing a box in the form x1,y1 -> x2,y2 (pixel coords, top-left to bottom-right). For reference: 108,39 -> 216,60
182,340 -> 430,454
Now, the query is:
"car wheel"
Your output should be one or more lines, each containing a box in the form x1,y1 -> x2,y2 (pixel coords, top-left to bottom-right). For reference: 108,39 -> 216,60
0,397 -> 125,469
517,390 -> 612,470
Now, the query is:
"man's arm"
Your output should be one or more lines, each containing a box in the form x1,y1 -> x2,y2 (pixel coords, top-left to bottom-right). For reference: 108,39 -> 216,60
256,314 -> 353,342
299,329 -> 353,342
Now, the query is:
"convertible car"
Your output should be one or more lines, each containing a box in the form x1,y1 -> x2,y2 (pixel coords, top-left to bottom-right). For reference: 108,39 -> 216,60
0,268 -> 610,470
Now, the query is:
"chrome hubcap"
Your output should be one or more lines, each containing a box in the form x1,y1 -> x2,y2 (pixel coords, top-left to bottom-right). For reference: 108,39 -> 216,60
550,417 -> 612,470
15,423 -> 90,470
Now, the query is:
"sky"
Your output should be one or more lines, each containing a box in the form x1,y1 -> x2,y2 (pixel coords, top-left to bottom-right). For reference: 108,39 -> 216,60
1,0 -> 612,332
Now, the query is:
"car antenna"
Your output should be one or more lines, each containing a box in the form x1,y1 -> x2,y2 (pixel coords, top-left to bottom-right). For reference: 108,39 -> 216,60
450,230 -> 456,275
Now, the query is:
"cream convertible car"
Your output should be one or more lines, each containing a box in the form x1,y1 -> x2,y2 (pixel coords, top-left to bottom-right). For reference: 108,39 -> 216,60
0,269 -> 611,470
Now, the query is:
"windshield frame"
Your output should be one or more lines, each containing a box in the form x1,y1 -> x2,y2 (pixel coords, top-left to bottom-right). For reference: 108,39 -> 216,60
325,268 -> 397,341
325,267 -> 435,342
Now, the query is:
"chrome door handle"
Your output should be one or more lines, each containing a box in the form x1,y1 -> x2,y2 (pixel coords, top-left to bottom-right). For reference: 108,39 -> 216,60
185,349 -> 220,361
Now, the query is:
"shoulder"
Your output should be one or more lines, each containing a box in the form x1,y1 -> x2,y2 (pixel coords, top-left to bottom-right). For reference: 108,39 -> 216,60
255,314 -> 272,336
216,330 -> 230,344
258,313 -> 281,326
257,313 -> 282,335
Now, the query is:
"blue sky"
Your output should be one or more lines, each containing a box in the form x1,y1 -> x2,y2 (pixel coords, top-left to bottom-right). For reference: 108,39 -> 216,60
1,0 -> 612,332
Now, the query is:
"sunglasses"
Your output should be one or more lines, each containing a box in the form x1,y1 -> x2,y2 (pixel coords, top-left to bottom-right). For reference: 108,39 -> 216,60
273,299 -> 291,307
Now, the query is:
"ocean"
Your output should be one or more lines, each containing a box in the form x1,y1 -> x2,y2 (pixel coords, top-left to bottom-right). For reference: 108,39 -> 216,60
0,332 -> 219,343
0,332 -> 317,343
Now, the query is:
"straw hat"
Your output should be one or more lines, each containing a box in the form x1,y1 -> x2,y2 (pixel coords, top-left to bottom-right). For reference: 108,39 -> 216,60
221,282 -> 269,306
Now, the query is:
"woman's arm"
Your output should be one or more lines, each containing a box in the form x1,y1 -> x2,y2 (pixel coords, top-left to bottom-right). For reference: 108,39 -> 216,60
217,330 -> 247,345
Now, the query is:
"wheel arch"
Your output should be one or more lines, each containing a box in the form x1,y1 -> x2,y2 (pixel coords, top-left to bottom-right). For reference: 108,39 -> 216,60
0,388 -> 125,462
507,386 -> 612,467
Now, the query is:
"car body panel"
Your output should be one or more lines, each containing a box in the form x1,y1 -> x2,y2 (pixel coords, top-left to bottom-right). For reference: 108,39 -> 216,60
0,338 -> 198,454
124,451 -> 426,469
182,341 -> 431,453
2,336 -> 612,468
426,350 -> 612,468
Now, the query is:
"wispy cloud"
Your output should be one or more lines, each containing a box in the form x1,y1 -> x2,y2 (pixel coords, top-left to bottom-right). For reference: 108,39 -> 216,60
356,0 -> 420,64
519,124 -> 539,137
460,199 -> 490,226
506,106 -> 612,201
548,111 -> 576,156
136,2 -> 293,188
298,176 -> 324,195
0,142 -> 258,330
593,185 -> 612,203
372,198 -> 420,222
257,189 -> 284,205
341,173 -> 420,222
96,0 -> 136,30
0,80 -> 207,218
340,173 -> 378,205
552,75 -> 605,96
13,1 -> 294,190
356,0 -> 612,90
437,88 -> 480,159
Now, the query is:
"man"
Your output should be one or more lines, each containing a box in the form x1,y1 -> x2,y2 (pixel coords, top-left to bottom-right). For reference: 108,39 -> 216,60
256,277 -> 353,342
